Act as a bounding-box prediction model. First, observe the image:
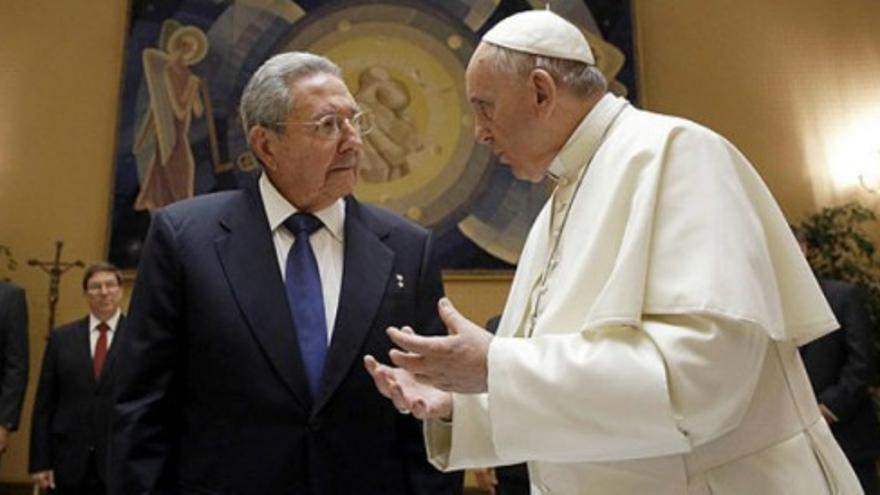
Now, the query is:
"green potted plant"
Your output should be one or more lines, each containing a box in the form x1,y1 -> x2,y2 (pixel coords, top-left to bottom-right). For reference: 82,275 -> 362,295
797,202 -> 880,378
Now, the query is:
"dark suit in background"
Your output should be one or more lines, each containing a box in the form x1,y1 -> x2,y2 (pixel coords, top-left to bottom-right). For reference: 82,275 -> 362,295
0,281 -> 29,459
30,316 -> 126,494
801,278 -> 880,494
30,262 -> 126,494
110,184 -> 461,494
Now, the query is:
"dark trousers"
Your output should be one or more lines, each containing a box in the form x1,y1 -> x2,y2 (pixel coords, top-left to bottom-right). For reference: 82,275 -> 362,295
52,452 -> 104,495
496,464 -> 530,495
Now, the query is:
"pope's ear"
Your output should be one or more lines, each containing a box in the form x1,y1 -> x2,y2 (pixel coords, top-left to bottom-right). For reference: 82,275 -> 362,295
529,68 -> 557,116
248,126 -> 278,171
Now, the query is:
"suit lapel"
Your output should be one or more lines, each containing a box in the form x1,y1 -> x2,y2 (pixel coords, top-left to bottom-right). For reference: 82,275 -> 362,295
314,198 -> 393,412
214,183 -> 312,409
74,319 -> 97,390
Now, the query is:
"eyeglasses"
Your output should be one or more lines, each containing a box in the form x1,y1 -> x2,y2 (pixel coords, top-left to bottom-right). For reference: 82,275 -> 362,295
86,280 -> 120,293
275,111 -> 374,140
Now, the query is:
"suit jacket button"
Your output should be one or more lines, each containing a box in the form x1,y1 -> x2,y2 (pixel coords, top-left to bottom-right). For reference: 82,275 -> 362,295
309,419 -> 321,432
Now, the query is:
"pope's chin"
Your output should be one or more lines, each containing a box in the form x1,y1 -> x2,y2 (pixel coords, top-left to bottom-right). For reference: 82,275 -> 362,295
507,160 -> 545,183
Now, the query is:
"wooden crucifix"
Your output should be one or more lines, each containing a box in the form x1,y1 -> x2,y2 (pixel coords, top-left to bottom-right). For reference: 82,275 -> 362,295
28,241 -> 84,336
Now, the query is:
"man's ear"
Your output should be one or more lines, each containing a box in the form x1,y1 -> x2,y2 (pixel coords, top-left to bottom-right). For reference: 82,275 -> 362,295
529,68 -> 557,117
248,126 -> 279,171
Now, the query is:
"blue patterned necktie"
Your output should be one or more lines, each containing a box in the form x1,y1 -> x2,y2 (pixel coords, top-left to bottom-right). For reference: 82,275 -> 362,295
283,212 -> 327,397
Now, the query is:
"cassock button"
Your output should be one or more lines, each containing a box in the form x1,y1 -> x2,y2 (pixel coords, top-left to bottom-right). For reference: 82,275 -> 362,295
309,419 -> 322,432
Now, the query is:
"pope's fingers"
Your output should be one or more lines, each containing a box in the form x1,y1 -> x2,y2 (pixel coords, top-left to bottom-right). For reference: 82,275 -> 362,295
438,297 -> 474,335
387,326 -> 449,355
389,348 -> 429,374
363,355 -> 388,381
363,356 -> 418,411
380,375 -> 418,414
386,326 -> 429,352
363,356 -> 397,396
389,382 -> 414,412
363,354 -> 379,373
411,398 -> 428,419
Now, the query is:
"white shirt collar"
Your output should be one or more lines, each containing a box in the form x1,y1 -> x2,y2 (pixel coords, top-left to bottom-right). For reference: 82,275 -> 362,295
259,173 -> 345,242
89,308 -> 121,332
547,93 -> 628,184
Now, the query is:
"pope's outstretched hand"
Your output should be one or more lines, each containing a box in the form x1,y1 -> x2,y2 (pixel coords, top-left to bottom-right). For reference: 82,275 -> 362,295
386,297 -> 493,393
363,353 -> 453,420
364,297 -> 494,418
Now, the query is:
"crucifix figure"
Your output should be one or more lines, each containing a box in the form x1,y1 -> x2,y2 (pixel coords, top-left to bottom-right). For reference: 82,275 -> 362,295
28,241 -> 84,336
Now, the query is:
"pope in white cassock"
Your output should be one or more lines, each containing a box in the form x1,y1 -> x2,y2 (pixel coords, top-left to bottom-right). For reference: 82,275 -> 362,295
364,9 -> 863,495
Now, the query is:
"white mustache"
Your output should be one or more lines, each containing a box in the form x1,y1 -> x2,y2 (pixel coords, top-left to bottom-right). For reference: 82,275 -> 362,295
331,152 -> 360,171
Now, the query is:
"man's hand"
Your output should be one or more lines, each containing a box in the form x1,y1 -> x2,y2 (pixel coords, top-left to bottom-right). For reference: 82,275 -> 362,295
387,298 -> 493,393
31,470 -> 55,490
473,468 -> 498,495
0,425 -> 9,455
363,355 -> 452,420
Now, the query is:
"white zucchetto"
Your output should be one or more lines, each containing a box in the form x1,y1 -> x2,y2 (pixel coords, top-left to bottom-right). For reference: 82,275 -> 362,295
482,9 -> 595,65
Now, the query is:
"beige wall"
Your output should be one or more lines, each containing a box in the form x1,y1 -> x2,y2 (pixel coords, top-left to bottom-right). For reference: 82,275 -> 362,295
0,1 -> 128,481
1,0 -> 879,484
634,0 -> 880,218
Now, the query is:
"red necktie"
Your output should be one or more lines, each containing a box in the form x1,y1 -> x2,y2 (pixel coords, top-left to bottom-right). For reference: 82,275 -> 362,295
94,322 -> 109,379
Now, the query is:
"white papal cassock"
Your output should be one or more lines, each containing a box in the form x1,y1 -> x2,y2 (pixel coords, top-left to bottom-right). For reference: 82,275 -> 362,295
425,94 -> 863,494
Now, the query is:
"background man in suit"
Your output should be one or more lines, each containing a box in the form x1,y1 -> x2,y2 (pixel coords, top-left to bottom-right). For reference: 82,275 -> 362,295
110,52 -> 461,494
796,230 -> 880,493
30,262 -> 125,494
0,280 -> 28,462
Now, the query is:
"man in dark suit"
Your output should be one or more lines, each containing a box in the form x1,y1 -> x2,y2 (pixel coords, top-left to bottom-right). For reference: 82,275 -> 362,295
795,230 -> 880,493
800,279 -> 880,493
109,52 -> 461,494
0,280 -> 28,462
30,262 -> 125,494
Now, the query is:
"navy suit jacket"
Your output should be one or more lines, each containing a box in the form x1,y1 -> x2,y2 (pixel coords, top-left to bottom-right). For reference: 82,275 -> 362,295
801,279 -> 880,461
30,316 -> 125,484
109,180 -> 461,494
0,281 -> 28,432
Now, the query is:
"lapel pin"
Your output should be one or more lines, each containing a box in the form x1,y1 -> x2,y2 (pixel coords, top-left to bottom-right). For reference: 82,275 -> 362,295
395,274 -> 405,289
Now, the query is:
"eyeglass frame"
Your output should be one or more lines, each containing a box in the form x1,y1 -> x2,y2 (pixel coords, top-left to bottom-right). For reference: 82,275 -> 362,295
85,280 -> 122,293
270,111 -> 374,140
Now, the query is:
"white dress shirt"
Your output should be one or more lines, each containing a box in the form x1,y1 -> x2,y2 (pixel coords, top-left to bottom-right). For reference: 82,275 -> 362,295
259,174 -> 344,342
88,308 -> 121,357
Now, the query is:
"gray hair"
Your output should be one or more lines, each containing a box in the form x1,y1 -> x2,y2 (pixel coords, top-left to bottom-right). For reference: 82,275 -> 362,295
239,52 -> 342,134
481,43 -> 607,98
